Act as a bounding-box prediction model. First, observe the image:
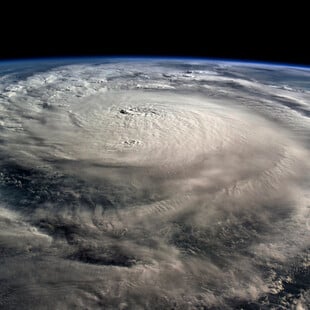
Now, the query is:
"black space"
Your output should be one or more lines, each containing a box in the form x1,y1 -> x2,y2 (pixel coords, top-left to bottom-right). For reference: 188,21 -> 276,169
1,12 -> 309,66
2,39 -> 309,67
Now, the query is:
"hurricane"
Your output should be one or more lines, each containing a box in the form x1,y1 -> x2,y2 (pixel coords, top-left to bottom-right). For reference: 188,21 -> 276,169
0,58 -> 309,309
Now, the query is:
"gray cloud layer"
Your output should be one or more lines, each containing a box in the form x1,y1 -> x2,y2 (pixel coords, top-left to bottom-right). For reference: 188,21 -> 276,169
0,60 -> 309,309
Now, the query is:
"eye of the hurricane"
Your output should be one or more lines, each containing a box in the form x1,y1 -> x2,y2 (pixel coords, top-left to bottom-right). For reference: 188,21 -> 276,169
0,59 -> 309,310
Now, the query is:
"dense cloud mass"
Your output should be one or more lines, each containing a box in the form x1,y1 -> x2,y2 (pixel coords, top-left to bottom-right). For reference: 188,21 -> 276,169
0,59 -> 309,309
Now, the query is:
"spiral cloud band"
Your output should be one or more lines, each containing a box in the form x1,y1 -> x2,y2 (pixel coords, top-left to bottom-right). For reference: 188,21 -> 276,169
0,59 -> 309,309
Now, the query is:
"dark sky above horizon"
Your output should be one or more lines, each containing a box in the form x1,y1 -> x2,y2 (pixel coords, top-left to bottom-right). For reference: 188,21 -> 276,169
1,37 -> 308,67
1,12 -> 308,67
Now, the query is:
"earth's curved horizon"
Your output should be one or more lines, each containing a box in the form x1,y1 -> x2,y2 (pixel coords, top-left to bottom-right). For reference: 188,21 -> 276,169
0,57 -> 309,309
2,55 -> 310,69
